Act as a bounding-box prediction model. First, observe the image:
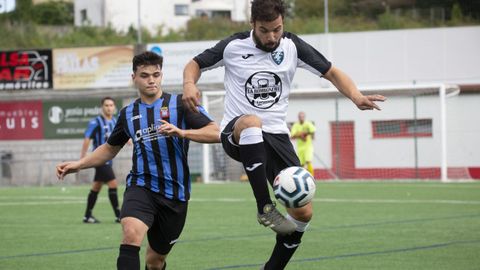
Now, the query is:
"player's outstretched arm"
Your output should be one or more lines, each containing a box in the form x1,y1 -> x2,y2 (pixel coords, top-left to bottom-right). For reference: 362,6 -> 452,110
158,120 -> 220,143
80,138 -> 91,159
182,60 -> 202,113
323,66 -> 386,110
56,143 -> 122,180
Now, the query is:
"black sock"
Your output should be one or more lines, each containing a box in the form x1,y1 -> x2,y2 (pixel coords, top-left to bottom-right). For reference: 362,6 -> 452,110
108,188 -> 121,218
239,142 -> 272,213
264,231 -> 304,270
85,190 -> 99,217
117,244 -> 140,270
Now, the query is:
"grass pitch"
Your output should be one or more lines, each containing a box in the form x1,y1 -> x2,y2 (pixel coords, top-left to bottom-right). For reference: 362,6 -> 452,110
1,181 -> 479,269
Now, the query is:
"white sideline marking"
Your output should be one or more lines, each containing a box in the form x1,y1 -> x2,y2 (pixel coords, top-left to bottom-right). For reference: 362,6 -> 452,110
0,198 -> 108,206
0,196 -> 87,200
314,198 -> 480,205
323,183 -> 480,189
1,197 -> 479,206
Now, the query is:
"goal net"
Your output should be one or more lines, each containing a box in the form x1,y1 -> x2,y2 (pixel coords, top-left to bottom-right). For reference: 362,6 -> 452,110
187,83 -> 478,182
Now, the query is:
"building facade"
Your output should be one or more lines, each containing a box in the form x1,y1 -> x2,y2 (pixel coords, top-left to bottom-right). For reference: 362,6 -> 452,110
74,0 -> 250,35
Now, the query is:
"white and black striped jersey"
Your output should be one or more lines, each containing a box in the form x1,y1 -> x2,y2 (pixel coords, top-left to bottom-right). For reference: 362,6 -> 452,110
194,30 -> 331,134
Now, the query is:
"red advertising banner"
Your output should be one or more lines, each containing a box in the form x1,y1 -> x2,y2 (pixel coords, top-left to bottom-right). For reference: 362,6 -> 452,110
0,50 -> 53,90
0,101 -> 44,140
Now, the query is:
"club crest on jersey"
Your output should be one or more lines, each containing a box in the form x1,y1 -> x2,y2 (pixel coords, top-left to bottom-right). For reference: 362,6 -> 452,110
244,71 -> 282,109
160,107 -> 170,119
271,50 -> 284,65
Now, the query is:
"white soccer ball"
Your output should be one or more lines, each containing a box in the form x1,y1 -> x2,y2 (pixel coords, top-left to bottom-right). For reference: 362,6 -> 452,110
273,166 -> 316,208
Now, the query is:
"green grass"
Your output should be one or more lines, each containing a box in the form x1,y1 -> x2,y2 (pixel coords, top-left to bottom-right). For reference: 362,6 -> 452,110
1,181 -> 480,270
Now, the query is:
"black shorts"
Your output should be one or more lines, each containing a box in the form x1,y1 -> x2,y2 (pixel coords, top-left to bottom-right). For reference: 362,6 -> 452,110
120,185 -> 188,255
93,164 -> 115,182
220,116 -> 301,185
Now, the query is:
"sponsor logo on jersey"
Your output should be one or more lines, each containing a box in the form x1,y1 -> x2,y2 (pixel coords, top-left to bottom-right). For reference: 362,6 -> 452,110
130,114 -> 142,121
241,53 -> 254,59
244,71 -> 282,109
134,123 -> 165,142
271,50 -> 284,65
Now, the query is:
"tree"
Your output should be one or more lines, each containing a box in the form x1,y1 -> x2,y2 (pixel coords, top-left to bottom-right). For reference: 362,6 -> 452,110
33,1 -> 74,25
5,0 -> 33,23
294,0 -> 324,18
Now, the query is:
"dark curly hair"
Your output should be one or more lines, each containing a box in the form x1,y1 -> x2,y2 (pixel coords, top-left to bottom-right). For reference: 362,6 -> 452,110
101,96 -> 114,105
132,51 -> 163,72
250,0 -> 287,23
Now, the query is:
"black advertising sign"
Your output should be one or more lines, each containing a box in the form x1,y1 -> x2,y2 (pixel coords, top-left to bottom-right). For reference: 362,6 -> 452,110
0,49 -> 53,90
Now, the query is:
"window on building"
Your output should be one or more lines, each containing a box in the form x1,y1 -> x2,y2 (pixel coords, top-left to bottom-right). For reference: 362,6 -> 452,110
211,10 -> 231,19
80,9 -> 88,23
196,9 -> 208,18
194,9 -> 231,19
372,119 -> 432,138
175,4 -> 189,16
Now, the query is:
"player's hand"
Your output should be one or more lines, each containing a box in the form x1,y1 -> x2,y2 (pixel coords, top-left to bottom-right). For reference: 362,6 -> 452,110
300,132 -> 307,141
182,82 -> 200,113
353,94 -> 386,110
56,161 -> 81,180
157,120 -> 185,138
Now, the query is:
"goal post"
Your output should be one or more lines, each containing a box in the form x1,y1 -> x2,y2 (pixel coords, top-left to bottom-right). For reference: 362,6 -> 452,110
195,83 -> 462,183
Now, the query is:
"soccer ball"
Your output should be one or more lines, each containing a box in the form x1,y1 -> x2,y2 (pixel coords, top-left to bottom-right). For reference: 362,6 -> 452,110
273,166 -> 316,208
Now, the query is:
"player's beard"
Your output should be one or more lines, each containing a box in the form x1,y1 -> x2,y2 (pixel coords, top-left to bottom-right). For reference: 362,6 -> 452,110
253,30 -> 280,52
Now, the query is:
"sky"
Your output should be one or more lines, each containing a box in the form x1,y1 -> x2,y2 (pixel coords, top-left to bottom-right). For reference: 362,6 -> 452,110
0,0 -> 16,13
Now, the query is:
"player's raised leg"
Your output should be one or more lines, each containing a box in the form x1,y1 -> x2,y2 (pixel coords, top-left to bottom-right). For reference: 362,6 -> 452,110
233,115 -> 296,234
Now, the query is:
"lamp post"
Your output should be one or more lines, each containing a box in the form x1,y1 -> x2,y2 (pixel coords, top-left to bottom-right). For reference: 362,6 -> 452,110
324,0 -> 329,34
137,0 -> 142,44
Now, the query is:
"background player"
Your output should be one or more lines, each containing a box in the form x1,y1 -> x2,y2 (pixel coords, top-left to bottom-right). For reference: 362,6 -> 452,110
81,97 -> 120,223
290,111 -> 316,176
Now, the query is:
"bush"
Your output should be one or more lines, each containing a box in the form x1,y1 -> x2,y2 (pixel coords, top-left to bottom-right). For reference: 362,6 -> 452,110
33,1 -> 74,25
185,18 -> 249,41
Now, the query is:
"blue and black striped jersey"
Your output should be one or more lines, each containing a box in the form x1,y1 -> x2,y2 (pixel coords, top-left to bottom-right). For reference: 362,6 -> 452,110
85,115 -> 117,165
107,92 -> 213,201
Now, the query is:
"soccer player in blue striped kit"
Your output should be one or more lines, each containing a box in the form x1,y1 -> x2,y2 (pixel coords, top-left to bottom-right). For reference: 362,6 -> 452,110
81,97 -> 121,224
56,51 -> 220,270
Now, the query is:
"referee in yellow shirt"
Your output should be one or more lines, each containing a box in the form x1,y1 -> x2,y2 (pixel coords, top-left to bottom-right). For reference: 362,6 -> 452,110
290,111 -> 316,176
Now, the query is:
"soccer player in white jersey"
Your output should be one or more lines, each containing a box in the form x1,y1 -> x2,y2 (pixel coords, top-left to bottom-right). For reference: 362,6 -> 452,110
183,0 -> 386,268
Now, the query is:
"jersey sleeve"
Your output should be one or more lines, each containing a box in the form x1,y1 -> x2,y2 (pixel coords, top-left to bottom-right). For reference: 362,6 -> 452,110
193,32 -> 248,71
107,109 -> 130,147
184,105 -> 213,129
84,118 -> 98,139
286,32 -> 332,76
